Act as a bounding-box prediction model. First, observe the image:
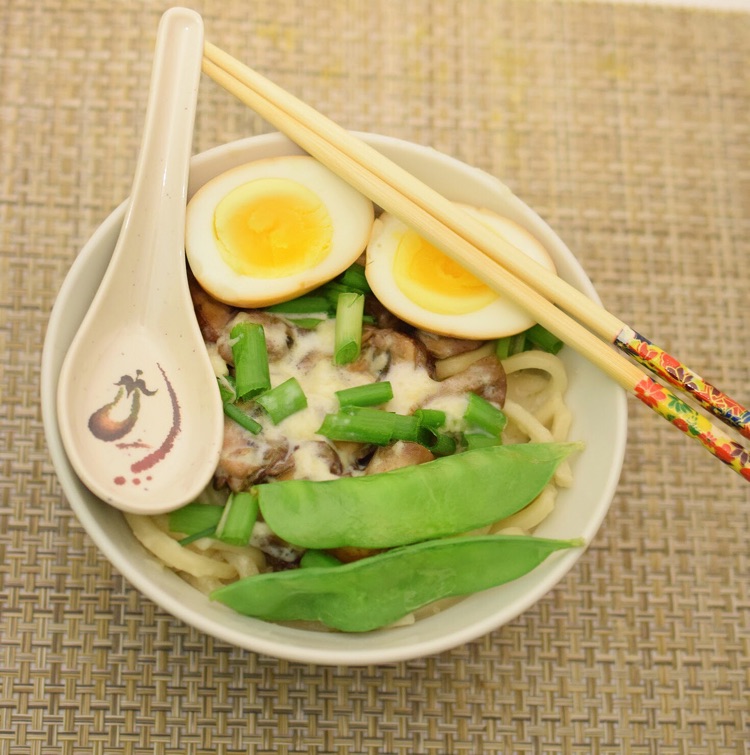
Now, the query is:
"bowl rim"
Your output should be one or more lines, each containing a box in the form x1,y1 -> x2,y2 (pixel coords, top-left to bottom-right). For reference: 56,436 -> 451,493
42,131 -> 628,665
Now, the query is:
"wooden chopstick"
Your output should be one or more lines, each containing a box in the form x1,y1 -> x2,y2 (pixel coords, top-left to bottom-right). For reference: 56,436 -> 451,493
201,42 -> 750,483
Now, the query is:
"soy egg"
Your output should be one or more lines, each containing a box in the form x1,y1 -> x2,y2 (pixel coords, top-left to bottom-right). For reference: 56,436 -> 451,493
185,156 -> 375,307
365,205 -> 556,339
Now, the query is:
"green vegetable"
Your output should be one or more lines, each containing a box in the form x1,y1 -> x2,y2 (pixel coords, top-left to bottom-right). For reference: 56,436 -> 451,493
211,534 -> 584,632
169,501 -> 224,535
222,401 -> 262,434
264,296 -> 330,315
215,491 -> 259,546
413,408 -> 446,431
178,526 -> 218,546
217,375 -> 237,403
231,322 -> 271,399
317,407 -> 394,445
335,381 -> 393,408
496,324 -> 564,359
256,442 -> 581,549
496,331 -> 527,359
463,433 -> 502,451
333,292 -> 365,365
299,549 -> 343,569
317,406 -> 423,445
337,262 -> 371,294
525,323 -> 564,355
464,392 -> 507,437
256,377 -> 308,424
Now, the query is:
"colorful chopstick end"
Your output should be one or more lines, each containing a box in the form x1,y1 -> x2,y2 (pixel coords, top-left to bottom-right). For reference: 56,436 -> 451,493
634,376 -> 750,481
616,326 -> 750,441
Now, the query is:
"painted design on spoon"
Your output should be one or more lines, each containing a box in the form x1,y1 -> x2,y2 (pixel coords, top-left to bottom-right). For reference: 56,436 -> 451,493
88,370 -> 157,441
88,364 -> 182,486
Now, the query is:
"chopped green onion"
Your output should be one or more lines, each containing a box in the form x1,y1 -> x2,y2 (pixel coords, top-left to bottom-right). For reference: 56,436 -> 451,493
509,331 -> 527,356
178,526 -> 218,546
215,491 -> 260,546
169,501 -> 225,536
464,392 -> 508,437
255,378 -> 308,424
217,374 -> 236,404
333,292 -> 365,365
419,429 -> 457,456
496,331 -> 528,359
285,316 -> 327,329
335,381 -> 393,408
495,336 -> 512,361
313,281 -> 353,308
317,408 -> 394,445
264,296 -> 331,315
414,408 -> 446,431
525,323 -> 564,354
389,412 -> 421,442
337,263 -> 371,294
223,402 -> 262,434
231,322 -> 271,399
300,549 -> 343,569
463,433 -> 502,451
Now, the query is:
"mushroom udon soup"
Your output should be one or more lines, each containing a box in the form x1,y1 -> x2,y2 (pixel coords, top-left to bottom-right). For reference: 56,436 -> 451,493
125,157 -> 582,633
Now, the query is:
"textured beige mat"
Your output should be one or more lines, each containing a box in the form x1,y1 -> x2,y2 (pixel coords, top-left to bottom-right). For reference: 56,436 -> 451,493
1,0 -> 749,752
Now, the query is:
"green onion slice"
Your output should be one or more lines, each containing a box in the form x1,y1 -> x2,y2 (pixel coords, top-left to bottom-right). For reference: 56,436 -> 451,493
337,263 -> 371,294
230,321 -> 271,399
464,392 -> 508,437
413,408 -> 446,431
300,549 -> 343,569
334,292 -> 365,365
525,323 -> 564,354
223,402 -> 262,434
169,501 -> 224,536
335,381 -> 393,408
317,408 -> 394,445
255,378 -> 308,424
464,432 -> 502,451
264,296 -> 331,315
215,491 -> 260,546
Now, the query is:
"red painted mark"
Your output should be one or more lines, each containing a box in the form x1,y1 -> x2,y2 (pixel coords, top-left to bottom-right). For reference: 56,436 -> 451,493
130,363 -> 182,474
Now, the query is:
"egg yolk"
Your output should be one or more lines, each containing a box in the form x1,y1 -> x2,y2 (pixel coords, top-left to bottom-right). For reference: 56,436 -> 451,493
213,178 -> 333,278
392,230 -> 497,314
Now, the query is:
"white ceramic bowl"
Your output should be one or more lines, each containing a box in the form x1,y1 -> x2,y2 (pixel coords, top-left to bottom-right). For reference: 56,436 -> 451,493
42,133 -> 627,665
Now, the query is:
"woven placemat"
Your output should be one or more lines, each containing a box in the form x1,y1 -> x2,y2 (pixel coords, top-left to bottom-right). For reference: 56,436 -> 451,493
1,0 -> 749,752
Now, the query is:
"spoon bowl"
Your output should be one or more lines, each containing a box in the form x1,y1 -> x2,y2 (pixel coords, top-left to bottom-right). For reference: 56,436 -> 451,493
55,8 -> 223,514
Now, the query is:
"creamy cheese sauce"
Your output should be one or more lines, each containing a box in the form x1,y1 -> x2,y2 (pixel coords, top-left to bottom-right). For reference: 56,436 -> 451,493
212,316 -> 477,483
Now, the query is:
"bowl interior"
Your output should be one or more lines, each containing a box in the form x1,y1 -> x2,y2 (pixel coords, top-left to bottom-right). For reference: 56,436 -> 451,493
42,132 -> 627,665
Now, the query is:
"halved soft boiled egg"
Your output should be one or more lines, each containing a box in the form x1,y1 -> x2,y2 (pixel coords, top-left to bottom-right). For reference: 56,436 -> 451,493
185,156 -> 375,307
365,205 -> 556,339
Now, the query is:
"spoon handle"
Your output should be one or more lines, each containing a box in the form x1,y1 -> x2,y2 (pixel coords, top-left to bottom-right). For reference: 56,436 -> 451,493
110,8 -> 204,322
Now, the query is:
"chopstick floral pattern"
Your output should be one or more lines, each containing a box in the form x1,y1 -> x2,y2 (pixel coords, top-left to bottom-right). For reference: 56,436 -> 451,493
634,376 -> 750,480
616,326 -> 750,441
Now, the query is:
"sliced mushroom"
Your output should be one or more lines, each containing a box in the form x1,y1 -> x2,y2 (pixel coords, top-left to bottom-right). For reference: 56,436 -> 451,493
429,355 -> 507,407
364,440 -> 435,475
414,329 -> 486,360
215,420 -> 292,491
361,326 -> 434,376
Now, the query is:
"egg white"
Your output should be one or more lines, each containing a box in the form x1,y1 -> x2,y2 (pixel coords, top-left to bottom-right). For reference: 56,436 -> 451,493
365,205 -> 556,339
185,156 -> 375,307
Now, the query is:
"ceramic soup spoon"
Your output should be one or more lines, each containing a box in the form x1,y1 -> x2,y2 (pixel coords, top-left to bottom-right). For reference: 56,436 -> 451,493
56,8 -> 223,514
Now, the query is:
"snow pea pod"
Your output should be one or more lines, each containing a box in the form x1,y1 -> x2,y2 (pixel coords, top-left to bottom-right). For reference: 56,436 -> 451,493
256,442 -> 581,549
211,534 -> 584,632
